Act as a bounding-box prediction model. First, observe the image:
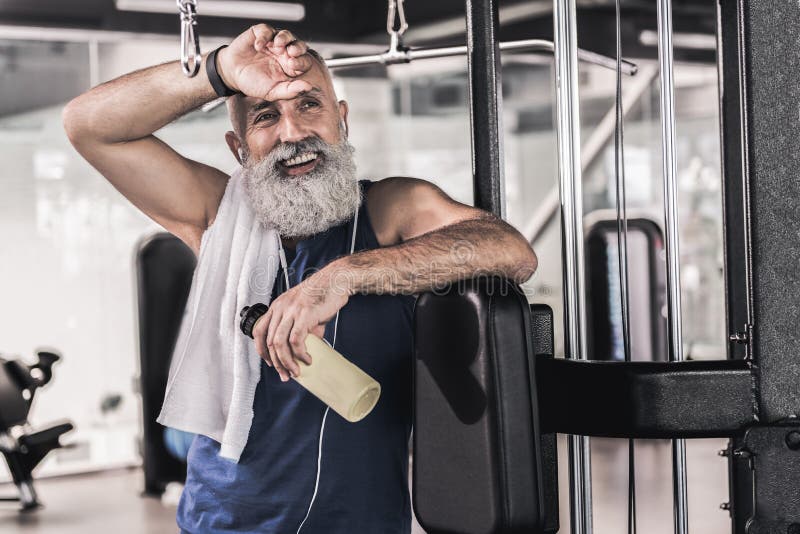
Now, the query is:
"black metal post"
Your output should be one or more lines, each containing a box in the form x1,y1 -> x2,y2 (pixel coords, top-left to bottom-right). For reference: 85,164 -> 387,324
719,0 -> 800,531
716,1 -> 754,529
716,0 -> 753,363
737,0 -> 800,428
465,0 -> 505,217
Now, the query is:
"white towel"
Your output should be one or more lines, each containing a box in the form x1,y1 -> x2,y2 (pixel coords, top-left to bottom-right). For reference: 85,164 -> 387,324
157,169 -> 280,462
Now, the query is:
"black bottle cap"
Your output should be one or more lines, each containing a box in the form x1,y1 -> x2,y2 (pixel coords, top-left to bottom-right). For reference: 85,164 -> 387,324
239,303 -> 269,338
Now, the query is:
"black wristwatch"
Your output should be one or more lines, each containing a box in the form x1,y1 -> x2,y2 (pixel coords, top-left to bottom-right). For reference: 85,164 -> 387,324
206,45 -> 239,98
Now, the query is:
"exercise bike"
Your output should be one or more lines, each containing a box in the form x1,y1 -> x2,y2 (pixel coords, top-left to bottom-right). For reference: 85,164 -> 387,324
0,350 -> 73,511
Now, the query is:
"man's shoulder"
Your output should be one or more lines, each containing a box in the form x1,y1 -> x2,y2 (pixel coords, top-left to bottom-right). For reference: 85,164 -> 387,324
363,177 -> 440,247
364,176 -> 437,204
364,176 -> 438,222
366,175 -> 433,188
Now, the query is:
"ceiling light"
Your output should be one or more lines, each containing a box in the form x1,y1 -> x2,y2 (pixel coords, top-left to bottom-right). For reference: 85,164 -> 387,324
115,0 -> 305,21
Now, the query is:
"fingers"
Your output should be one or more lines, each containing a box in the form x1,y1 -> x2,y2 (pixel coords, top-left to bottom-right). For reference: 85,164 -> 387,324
265,79 -> 314,102
250,24 -> 277,52
271,29 -> 296,50
253,308 -> 290,381
271,354 -> 290,382
265,30 -> 313,77
283,54 -> 314,77
265,29 -> 295,59
271,315 -> 300,380
264,310 -> 289,381
252,309 -> 274,368
286,39 -> 308,58
254,301 -> 294,382
289,321 -> 312,366
264,316 -> 292,381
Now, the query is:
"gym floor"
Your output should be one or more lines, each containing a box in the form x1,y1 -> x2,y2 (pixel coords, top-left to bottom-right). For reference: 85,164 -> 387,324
0,438 -> 729,534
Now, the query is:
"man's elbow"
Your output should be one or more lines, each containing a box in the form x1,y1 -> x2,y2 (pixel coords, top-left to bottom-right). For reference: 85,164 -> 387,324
511,244 -> 538,284
62,98 -> 87,147
62,96 -> 101,150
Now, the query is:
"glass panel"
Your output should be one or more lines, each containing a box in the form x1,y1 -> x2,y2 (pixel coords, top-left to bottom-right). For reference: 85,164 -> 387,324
0,38 -> 235,478
337,56 -> 474,205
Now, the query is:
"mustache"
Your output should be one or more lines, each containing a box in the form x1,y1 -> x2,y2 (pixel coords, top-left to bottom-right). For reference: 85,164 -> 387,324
256,136 -> 334,170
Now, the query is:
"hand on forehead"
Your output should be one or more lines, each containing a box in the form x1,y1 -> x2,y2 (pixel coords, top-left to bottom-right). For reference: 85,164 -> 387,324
254,26 -> 311,78
225,24 -> 332,103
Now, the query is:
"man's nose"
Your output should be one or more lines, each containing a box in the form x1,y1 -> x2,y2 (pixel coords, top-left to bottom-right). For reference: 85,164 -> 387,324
278,113 -> 309,144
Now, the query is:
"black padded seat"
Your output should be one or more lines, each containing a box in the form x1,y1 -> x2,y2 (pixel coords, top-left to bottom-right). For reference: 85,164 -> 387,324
18,422 -> 74,449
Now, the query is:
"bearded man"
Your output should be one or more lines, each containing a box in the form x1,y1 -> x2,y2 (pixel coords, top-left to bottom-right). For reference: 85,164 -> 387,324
63,24 -> 537,534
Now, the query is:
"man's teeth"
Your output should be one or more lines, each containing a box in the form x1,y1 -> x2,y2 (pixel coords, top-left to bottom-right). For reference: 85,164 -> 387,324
282,152 -> 318,167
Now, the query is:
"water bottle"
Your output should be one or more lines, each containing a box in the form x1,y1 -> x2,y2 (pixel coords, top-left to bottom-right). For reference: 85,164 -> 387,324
239,304 -> 381,422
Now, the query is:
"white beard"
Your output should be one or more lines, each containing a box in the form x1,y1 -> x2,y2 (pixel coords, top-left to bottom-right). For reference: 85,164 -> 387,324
241,137 -> 362,239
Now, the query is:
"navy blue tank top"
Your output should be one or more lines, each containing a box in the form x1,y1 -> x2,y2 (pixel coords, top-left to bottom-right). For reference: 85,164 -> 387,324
177,180 -> 415,534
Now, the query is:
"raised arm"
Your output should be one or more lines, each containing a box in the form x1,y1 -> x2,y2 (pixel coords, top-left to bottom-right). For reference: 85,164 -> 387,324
62,54 -> 229,253
62,24 -> 314,254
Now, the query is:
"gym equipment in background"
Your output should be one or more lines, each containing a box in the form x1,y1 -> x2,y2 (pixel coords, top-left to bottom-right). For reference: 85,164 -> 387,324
0,350 -> 73,510
585,214 -> 667,363
135,232 -> 196,495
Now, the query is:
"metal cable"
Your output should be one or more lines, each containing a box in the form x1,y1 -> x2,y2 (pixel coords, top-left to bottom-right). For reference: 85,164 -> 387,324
655,0 -> 690,531
613,1 -> 637,532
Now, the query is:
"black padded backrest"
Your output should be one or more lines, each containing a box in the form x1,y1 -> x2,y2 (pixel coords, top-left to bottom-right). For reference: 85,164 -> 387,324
413,277 -> 544,534
0,358 -> 30,429
135,232 -> 196,494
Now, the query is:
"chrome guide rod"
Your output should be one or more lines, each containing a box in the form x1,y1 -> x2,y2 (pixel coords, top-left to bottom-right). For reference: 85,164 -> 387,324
553,0 -> 593,533
325,39 -> 638,75
656,0 -> 689,533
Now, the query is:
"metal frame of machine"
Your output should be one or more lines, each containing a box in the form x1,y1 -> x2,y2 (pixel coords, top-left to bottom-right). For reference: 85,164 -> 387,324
462,0 -> 800,533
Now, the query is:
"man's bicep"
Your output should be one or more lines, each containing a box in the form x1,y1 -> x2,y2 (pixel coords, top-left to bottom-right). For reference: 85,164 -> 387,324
77,135 -> 229,246
368,177 -> 486,245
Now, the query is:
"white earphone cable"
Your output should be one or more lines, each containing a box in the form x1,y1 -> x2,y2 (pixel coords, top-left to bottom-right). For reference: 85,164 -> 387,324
294,206 -> 359,534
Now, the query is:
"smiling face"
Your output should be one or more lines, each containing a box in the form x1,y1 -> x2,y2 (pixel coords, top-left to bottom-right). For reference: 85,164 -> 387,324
227,53 -> 362,239
225,55 -> 349,171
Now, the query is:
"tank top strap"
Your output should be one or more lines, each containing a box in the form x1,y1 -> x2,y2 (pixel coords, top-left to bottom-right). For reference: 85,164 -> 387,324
353,179 -> 380,253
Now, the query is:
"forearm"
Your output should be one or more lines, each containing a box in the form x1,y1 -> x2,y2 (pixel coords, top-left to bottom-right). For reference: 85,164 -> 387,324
322,215 -> 538,296
63,56 -> 218,145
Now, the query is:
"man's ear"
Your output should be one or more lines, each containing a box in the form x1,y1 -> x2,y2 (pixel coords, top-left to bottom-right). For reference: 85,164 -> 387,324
338,100 -> 350,137
225,131 -> 245,164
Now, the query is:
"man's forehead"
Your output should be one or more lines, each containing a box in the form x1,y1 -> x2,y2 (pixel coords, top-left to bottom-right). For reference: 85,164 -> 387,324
242,85 -> 325,113
227,57 -> 336,132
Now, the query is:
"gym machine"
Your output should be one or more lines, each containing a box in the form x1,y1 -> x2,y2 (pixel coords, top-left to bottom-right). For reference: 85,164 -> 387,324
0,350 -> 73,510
135,233 -> 196,495
413,1 -> 800,533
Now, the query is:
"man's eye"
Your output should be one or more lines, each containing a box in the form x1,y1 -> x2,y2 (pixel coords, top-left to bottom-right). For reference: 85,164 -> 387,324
301,101 -> 320,110
256,113 -> 277,123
